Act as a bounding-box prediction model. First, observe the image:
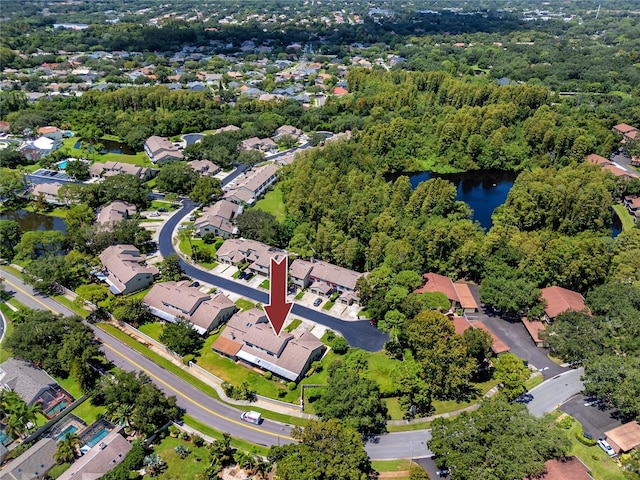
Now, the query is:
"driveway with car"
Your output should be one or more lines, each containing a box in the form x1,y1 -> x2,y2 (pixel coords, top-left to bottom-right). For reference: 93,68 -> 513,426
560,395 -> 624,439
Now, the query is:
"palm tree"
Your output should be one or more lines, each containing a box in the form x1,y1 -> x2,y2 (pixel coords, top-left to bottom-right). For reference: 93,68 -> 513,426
110,403 -> 135,431
54,431 -> 81,464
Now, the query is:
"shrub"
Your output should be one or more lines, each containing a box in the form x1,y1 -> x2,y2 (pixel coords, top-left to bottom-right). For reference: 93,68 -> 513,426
168,425 -> 181,438
174,444 -> 190,459
575,429 -> 597,446
202,233 -> 216,244
221,381 -> 234,398
329,336 -> 349,354
558,416 -> 574,429
311,361 -> 323,373
178,430 -> 190,441
264,371 -> 272,380
192,434 -> 205,447
182,354 -> 195,365
277,389 -> 287,398
288,381 -> 297,391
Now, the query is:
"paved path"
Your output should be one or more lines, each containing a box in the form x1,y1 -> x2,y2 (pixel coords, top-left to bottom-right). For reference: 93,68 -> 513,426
527,368 -> 584,417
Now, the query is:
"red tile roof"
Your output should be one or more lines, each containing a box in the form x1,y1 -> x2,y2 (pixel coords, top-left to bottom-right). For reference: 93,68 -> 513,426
612,123 -> 638,134
454,282 -> 478,310
415,273 -> 459,303
452,316 -> 472,335
333,86 -> 348,95
473,322 -> 509,354
527,457 -> 592,480
585,153 -> 608,165
521,317 -> 546,344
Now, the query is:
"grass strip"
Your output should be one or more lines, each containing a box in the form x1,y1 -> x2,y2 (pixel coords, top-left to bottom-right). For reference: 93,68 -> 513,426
372,459 -> 412,472
613,203 -> 636,231
53,295 -> 90,318
183,415 -> 271,456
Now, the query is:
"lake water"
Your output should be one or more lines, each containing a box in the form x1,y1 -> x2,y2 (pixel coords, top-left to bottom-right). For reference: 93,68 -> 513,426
405,170 -> 518,230
74,138 -> 135,155
0,210 -> 67,234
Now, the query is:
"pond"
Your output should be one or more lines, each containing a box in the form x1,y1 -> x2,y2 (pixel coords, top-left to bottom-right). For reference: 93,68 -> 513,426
74,138 -> 136,155
0,210 -> 67,234
404,170 -> 518,230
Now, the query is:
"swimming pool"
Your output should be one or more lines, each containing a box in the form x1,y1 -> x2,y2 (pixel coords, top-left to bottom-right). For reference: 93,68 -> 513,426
57,160 -> 68,169
0,430 -> 10,445
56,425 -> 78,441
84,427 -> 109,448
45,400 -> 69,417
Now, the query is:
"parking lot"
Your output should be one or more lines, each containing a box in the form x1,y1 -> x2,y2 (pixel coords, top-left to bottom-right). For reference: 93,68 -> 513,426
560,395 -> 624,439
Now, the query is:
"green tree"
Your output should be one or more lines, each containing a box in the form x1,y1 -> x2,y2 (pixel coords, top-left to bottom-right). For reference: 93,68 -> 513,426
583,355 -> 640,419
493,353 -> 531,400
189,176 -> 222,205
429,397 -> 570,480
0,220 -> 22,261
314,362 -> 387,434
462,327 -> 493,367
542,311 -> 605,364
64,160 -> 90,180
269,419 -> 373,480
155,162 -> 198,195
237,209 -> 286,247
111,297 -> 151,327
159,318 -> 204,356
0,167 -> 27,204
54,431 -> 81,464
159,253 -> 183,281
209,432 -> 235,467
479,274 -> 541,315
391,359 -> 433,418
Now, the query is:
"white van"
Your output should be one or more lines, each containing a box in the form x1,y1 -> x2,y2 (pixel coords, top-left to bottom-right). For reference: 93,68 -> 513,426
240,411 -> 262,425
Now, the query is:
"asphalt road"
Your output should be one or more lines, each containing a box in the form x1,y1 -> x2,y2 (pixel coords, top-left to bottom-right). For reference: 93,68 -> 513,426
159,198 -> 388,351
0,267 -> 422,459
560,395 -> 623,439
526,368 -> 584,417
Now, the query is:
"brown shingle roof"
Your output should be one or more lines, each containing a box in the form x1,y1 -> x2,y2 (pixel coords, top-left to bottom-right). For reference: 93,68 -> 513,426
454,282 -> 478,310
289,259 -> 313,280
527,457 -> 592,480
541,286 -> 588,320
307,259 -> 363,291
522,317 -> 546,344
96,201 -> 137,224
99,244 -> 157,287
144,281 -> 208,316
211,336 -> 242,357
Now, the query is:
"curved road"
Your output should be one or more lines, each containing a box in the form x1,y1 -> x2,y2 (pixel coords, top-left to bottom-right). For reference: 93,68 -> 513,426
0,268 -> 431,458
159,198 -> 387,351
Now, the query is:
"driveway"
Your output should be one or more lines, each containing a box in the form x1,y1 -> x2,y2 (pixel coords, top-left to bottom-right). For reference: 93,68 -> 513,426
526,368 -> 584,417
560,395 -> 624,439
465,285 -> 565,379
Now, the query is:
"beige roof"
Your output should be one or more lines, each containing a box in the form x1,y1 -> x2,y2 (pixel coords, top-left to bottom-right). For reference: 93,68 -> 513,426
217,238 -> 284,266
415,272 -> 460,303
32,181 -> 63,197
307,259 -> 362,291
145,135 -> 183,161
37,126 -> 60,134
241,137 -> 277,151
605,421 -> 640,453
99,244 -> 158,287
188,159 -> 220,176
541,286 -> 588,319
144,281 -> 209,316
195,200 -> 240,226
189,293 -> 236,331
242,322 -> 293,354
289,259 -> 313,280
454,282 -> 478,310
0,437 -> 57,480
96,201 -> 137,224
57,428 -> 132,480
92,161 -> 147,177
274,125 -> 302,138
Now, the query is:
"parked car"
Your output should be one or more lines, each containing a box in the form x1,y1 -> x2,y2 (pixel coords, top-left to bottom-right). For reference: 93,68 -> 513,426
436,469 -> 450,477
190,281 -> 200,288
148,212 -> 160,217
158,207 -> 168,212
597,439 -> 616,457
515,393 -> 534,404
313,298 -> 322,307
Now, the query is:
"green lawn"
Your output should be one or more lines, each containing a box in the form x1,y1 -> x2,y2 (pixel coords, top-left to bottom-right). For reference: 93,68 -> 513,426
285,319 -> 302,332
177,237 -> 219,269
613,203 -> 636,231
54,375 -> 83,399
151,200 -> 178,211
294,291 -> 305,300
138,321 -> 164,342
525,374 -> 544,391
72,398 -> 107,425
182,415 -> 270,457
258,279 -> 269,289
234,298 -> 255,311
60,137 -> 152,167
53,295 -> 90,318
566,419 -> 625,480
322,301 -> 334,310
0,304 -> 14,362
151,435 -> 213,479
252,185 -> 286,221
372,459 -> 412,474
48,463 -> 71,479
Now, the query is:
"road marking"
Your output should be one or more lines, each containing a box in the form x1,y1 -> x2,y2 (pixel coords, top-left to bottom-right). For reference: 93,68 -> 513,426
1,274 -> 59,314
101,342 -> 294,442
2,270 -> 294,443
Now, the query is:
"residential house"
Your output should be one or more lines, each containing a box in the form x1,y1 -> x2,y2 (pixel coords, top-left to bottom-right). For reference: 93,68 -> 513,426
89,161 -> 154,181
540,286 -> 589,323
211,308 -> 325,382
0,438 -> 57,480
96,201 -> 137,226
240,137 -> 277,153
57,428 -> 132,480
624,195 -> 640,219
449,316 -> 509,355
30,182 -> 64,205
527,457 -> 593,480
223,163 -> 279,205
36,126 -> 64,141
194,200 -> 242,238
333,86 -> 348,96
98,245 -> 158,295
273,125 -> 303,142
216,238 -> 286,276
21,136 -> 60,159
213,125 -> 241,134
188,159 -> 221,177
144,281 -> 237,334
288,259 -> 364,303
414,273 -> 480,313
0,358 -> 74,419
612,123 -> 639,143
586,153 -> 640,180
143,135 -> 184,164
605,421 -> 640,454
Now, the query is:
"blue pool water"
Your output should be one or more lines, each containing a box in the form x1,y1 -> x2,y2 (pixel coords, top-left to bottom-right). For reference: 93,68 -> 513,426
57,160 -> 68,169
84,428 -> 109,448
56,425 -> 78,441
0,430 -> 10,445
45,400 -> 69,417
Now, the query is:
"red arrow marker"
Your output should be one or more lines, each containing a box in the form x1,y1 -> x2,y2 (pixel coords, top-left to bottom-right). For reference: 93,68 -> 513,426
264,256 -> 292,336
